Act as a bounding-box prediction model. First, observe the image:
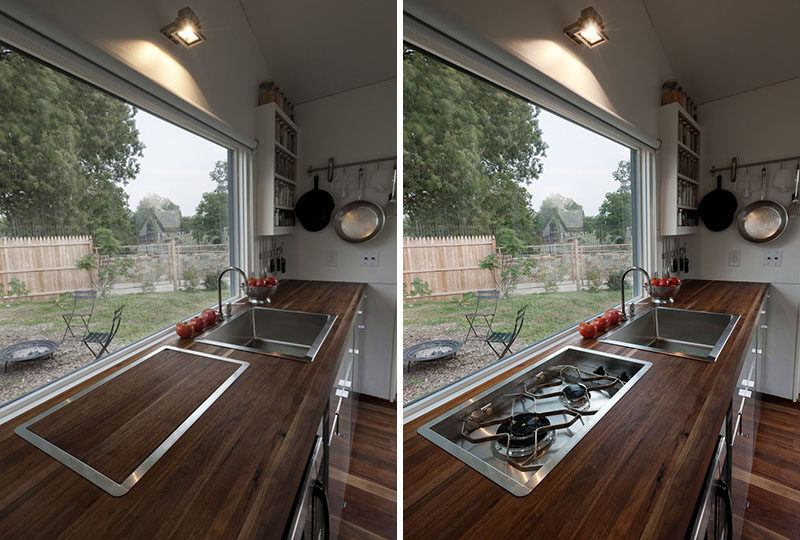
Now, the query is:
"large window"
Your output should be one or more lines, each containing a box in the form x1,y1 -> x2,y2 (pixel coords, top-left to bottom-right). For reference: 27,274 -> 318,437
0,43 -> 235,406
403,45 -> 637,404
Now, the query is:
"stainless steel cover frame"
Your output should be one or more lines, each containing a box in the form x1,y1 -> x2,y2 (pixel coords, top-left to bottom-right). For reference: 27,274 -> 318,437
14,346 -> 249,497
196,306 -> 337,362
417,346 -> 652,496
599,306 -> 740,363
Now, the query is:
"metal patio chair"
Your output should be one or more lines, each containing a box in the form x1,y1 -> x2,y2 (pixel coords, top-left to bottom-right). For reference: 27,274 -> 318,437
464,290 -> 500,343
485,305 -> 527,359
61,289 -> 98,343
83,305 -> 124,359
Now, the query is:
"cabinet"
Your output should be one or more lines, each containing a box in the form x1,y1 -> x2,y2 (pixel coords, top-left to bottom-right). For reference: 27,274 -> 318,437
658,102 -> 702,235
730,290 -> 767,539
328,290 -> 366,539
255,103 -> 298,235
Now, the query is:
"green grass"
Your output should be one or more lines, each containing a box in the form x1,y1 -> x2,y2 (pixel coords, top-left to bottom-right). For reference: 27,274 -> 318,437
404,287 -> 633,345
0,290 -> 222,344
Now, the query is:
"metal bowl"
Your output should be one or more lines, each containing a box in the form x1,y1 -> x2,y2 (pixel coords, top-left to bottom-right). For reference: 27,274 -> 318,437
246,283 -> 278,304
649,284 -> 681,305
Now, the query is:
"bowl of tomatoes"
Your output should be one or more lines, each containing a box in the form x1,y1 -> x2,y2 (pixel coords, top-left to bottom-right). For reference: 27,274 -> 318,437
245,276 -> 279,304
649,276 -> 681,304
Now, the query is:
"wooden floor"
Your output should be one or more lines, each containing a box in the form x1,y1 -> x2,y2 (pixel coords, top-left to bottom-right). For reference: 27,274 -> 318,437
332,394 -> 397,540
739,394 -> 800,539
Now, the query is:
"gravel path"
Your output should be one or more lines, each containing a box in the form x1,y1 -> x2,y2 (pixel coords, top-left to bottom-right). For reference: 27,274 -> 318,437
403,322 -> 533,404
0,322 -> 128,405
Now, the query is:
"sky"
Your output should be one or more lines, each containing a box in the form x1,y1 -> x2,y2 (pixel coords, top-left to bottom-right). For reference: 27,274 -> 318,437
530,107 -> 631,216
124,109 -> 228,215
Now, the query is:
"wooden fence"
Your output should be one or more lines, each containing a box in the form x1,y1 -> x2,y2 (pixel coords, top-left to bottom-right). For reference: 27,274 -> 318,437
403,236 -> 496,299
0,236 -> 93,299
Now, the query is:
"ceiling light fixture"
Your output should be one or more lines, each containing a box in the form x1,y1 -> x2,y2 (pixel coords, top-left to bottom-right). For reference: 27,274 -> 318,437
564,7 -> 608,48
161,7 -> 205,48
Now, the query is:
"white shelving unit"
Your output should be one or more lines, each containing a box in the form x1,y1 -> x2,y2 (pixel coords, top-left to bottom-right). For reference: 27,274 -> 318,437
658,102 -> 702,235
256,102 -> 298,236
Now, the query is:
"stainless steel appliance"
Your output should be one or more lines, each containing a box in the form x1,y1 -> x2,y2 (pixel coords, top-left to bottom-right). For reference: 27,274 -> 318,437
418,346 -> 652,496
286,422 -> 329,540
689,429 -> 732,540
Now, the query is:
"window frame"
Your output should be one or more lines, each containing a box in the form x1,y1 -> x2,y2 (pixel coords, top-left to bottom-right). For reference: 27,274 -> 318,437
0,23 -> 255,423
403,27 -> 658,419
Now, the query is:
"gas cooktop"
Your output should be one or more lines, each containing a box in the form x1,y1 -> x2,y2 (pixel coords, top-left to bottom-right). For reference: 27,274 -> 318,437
417,346 -> 652,496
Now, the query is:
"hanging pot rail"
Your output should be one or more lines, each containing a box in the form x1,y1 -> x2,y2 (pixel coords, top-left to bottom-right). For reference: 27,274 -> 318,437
306,155 -> 396,175
711,153 -> 800,174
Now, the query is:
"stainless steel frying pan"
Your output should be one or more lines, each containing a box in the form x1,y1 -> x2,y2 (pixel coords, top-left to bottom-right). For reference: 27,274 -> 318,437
333,166 -> 385,243
737,166 -> 788,243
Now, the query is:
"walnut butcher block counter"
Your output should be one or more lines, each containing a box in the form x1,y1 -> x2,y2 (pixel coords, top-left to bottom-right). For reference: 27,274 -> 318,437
0,280 -> 365,538
404,280 -> 768,539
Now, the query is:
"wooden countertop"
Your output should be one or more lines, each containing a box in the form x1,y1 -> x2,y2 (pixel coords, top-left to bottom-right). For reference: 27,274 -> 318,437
404,280 -> 768,539
0,279 -> 365,538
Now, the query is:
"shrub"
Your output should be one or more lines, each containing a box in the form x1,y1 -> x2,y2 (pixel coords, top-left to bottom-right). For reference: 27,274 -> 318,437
182,267 -> 200,292
585,266 -> 604,292
76,228 -> 133,297
203,271 -> 219,291
407,277 -> 432,298
479,228 -> 536,297
6,278 -> 29,297
606,269 -> 624,291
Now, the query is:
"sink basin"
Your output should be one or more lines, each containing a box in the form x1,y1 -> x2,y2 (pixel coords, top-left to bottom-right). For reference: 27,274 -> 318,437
196,307 -> 337,362
598,306 -> 740,362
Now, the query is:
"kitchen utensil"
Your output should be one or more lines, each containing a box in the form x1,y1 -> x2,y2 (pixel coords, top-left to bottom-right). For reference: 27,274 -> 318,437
333,166 -> 386,243
384,164 -> 397,217
294,174 -> 335,232
730,157 -> 737,183
649,283 -> 681,305
698,175 -> 738,231
737,166 -> 789,243
279,243 -> 286,273
788,164 -> 800,217
671,237 -> 678,273
772,162 -> 794,192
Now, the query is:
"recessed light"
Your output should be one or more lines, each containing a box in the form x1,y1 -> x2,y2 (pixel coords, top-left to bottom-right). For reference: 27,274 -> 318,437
161,7 -> 205,48
564,7 -> 608,48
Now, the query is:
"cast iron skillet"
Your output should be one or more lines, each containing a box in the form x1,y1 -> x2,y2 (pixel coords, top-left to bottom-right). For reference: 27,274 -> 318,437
699,175 -> 738,232
294,174 -> 335,232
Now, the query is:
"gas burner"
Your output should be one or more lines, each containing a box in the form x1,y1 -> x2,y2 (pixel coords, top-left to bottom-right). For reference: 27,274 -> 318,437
560,384 -> 590,411
492,413 -> 555,459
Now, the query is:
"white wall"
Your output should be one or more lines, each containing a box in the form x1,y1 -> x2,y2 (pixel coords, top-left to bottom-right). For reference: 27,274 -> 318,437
292,79 -> 397,401
0,0 -> 269,139
690,78 -> 800,399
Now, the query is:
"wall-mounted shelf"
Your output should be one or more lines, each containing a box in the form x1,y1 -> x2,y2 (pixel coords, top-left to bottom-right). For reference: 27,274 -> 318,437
659,102 -> 701,235
256,103 -> 298,235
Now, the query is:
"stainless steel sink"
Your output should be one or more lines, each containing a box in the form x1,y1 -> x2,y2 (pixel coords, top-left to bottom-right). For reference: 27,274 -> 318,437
598,306 -> 739,362
195,307 -> 337,362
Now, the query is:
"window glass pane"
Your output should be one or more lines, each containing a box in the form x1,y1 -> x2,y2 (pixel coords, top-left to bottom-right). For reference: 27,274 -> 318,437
403,45 -> 636,404
0,42 -> 234,406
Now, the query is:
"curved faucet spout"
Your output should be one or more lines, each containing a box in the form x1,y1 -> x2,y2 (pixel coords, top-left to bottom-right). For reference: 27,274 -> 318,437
620,266 -> 652,320
217,266 -> 249,320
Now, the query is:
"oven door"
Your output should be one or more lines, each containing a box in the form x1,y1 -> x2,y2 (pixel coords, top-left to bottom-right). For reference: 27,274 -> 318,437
689,435 -> 733,540
286,434 -> 328,540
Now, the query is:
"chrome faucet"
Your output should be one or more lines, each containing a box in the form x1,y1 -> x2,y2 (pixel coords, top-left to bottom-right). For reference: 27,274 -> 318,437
620,266 -> 652,321
217,266 -> 249,320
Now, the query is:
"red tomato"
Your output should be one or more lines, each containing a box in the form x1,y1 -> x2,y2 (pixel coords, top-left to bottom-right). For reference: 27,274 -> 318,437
247,278 -> 258,287
202,308 -> 218,325
175,322 -> 193,339
256,278 -> 267,287
651,278 -> 659,286
266,277 -> 278,287
593,316 -> 609,332
190,316 -> 205,332
668,276 -> 681,286
604,309 -> 620,324
578,322 -> 597,338
657,279 -> 668,287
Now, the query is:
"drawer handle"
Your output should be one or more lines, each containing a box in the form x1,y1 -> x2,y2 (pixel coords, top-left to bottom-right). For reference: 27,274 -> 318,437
738,389 -> 752,398
357,310 -> 364,315
348,348 -> 359,355
751,348 -> 762,354
357,324 -> 365,329
335,388 -> 349,398
329,413 -> 340,445
338,379 -> 352,388
761,325 -> 768,329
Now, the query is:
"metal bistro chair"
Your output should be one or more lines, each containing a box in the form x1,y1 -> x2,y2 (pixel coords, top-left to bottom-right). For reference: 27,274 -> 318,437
61,289 -> 98,343
485,305 -> 527,359
83,305 -> 124,359
464,290 -> 500,343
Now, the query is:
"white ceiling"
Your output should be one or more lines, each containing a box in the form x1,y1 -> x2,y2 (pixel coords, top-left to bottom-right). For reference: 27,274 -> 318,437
642,0 -> 800,104
239,0 -> 396,105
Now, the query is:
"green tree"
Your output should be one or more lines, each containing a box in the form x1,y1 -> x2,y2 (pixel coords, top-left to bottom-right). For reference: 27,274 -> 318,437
403,47 -> 547,241
479,228 -> 536,297
0,47 -> 143,239
76,228 -> 133,297
596,161 -> 632,243
194,161 -> 229,244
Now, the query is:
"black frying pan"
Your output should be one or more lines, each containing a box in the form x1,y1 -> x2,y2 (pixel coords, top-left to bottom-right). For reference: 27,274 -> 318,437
698,175 -> 738,232
294,174 -> 335,232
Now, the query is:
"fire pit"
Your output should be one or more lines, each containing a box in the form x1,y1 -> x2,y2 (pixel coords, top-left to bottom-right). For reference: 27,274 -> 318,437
403,339 -> 461,372
1,340 -> 59,373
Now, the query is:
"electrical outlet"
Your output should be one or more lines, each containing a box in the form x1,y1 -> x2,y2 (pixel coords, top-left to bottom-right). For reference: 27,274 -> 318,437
763,249 -> 782,267
360,249 -> 380,267
325,250 -> 337,267
728,250 -> 740,267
